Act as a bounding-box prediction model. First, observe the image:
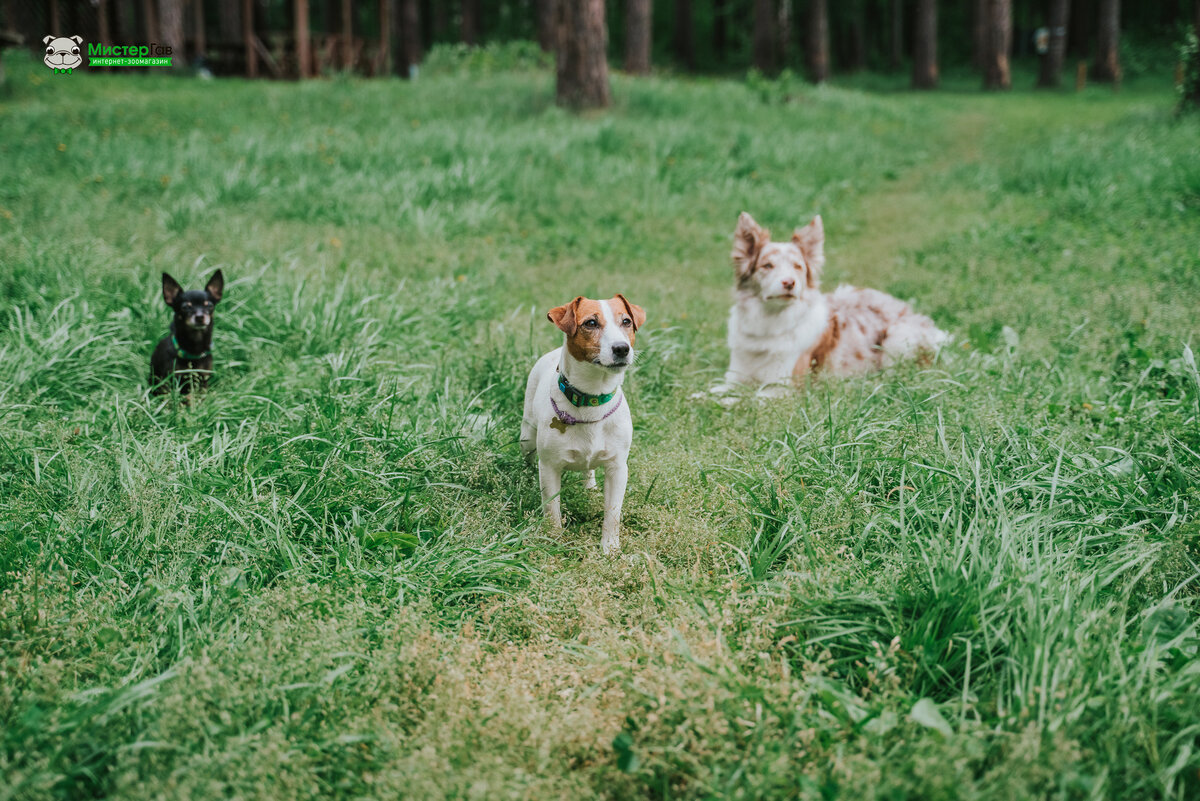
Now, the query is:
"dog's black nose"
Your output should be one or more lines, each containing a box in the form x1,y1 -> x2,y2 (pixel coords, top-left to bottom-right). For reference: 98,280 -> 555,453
612,343 -> 630,359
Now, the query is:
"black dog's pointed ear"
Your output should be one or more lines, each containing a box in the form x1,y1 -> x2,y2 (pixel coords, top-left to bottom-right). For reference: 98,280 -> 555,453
206,269 -> 224,303
162,273 -> 183,306
43,35 -> 54,45
71,35 -> 83,45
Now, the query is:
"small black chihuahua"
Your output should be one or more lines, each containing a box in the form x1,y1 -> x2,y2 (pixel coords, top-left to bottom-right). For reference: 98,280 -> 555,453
150,270 -> 224,396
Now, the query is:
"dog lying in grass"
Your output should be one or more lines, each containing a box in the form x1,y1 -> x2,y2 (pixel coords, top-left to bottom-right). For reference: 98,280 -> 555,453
150,270 -> 224,397
521,295 -> 646,555
712,213 -> 947,396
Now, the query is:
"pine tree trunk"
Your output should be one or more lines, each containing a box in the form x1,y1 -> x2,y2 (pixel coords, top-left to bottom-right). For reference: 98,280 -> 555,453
461,0 -> 479,45
535,0 -> 555,51
890,0 -> 902,69
807,0 -> 829,83
156,0 -> 183,66
399,0 -> 420,76
778,0 -> 791,68
983,0 -> 1012,89
847,0 -> 865,73
624,0 -> 651,73
972,0 -> 987,69
556,0 -> 610,109
1037,0 -> 1069,87
753,0 -> 775,72
674,0 -> 694,70
296,0 -> 311,76
911,0 -> 937,88
1092,0 -> 1120,81
714,0 -> 728,62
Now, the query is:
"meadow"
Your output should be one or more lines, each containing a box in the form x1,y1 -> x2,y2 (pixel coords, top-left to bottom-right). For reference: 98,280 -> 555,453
1,50 -> 1199,799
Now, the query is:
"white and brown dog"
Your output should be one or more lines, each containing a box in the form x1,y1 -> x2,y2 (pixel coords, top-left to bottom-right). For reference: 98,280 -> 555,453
712,212 -> 947,395
521,295 -> 646,555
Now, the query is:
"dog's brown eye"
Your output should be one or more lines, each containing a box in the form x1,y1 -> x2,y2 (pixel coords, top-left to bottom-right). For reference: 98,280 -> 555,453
584,319 -> 599,328
621,318 -> 632,327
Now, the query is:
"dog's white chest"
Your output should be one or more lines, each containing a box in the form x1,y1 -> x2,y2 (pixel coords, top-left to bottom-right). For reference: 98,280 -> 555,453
542,418 -> 622,470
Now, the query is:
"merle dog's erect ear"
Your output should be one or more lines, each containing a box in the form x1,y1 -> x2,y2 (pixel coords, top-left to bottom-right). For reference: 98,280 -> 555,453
547,297 -> 583,336
791,214 -> 825,287
732,212 -> 769,280
162,273 -> 183,306
206,269 -> 224,303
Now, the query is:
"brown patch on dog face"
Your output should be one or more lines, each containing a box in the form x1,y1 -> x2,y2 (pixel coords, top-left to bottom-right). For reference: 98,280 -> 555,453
614,294 -> 646,346
548,297 -> 606,362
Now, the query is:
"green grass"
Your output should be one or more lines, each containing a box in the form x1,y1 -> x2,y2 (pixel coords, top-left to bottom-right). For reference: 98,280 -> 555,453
1,50 -> 1199,800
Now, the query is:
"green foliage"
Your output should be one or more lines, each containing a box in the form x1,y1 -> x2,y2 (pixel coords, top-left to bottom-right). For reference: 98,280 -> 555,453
423,40 -> 552,76
1178,28 -> 1200,112
0,51 -> 1198,800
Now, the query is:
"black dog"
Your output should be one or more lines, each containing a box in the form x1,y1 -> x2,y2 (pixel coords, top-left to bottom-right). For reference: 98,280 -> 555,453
150,270 -> 224,396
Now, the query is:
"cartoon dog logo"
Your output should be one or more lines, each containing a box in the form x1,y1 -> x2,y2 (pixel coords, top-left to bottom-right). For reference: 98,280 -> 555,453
43,35 -> 84,71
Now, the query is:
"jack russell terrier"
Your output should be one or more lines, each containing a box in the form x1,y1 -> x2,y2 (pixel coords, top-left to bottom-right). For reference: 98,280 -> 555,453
521,295 -> 647,555
713,212 -> 947,396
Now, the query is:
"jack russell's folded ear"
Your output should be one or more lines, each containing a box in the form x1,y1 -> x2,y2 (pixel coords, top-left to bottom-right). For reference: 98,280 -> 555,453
547,297 -> 584,336
732,212 -> 769,280
614,294 -> 646,331
792,215 -> 825,282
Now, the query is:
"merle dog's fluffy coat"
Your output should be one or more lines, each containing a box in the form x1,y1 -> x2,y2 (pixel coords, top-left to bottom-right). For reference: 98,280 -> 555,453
150,270 -> 224,396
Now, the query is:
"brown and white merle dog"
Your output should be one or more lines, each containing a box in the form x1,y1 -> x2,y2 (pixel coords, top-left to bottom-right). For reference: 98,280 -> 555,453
150,271 -> 224,397
711,213 -> 947,396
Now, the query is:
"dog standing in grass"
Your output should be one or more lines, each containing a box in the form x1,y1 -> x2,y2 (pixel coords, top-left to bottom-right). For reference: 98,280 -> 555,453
150,270 -> 224,397
521,295 -> 646,555
713,213 -> 947,395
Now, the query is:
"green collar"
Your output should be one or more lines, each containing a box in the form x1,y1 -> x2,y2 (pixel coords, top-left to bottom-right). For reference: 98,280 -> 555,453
557,371 -> 617,408
172,334 -> 211,360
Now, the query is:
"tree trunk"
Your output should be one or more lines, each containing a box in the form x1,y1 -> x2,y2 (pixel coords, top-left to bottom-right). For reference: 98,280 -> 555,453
296,0 -> 310,76
378,0 -> 390,75
623,0 -> 650,73
141,0 -> 159,41
674,0 -> 694,70
714,0 -> 728,62
1092,0 -> 1119,81
193,0 -> 207,59
341,0 -> 353,69
753,0 -> 775,72
807,0 -> 829,83
847,0 -> 865,73
911,0 -> 936,88
983,0 -> 1011,89
535,0 -> 555,51
218,0 -> 240,42
778,0 -> 791,68
890,0 -> 902,69
242,0 -> 255,76
556,0 -> 610,109
1036,0 -> 1069,87
972,0 -> 987,69
461,0 -> 479,45
156,0 -> 183,65
399,0 -> 420,76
